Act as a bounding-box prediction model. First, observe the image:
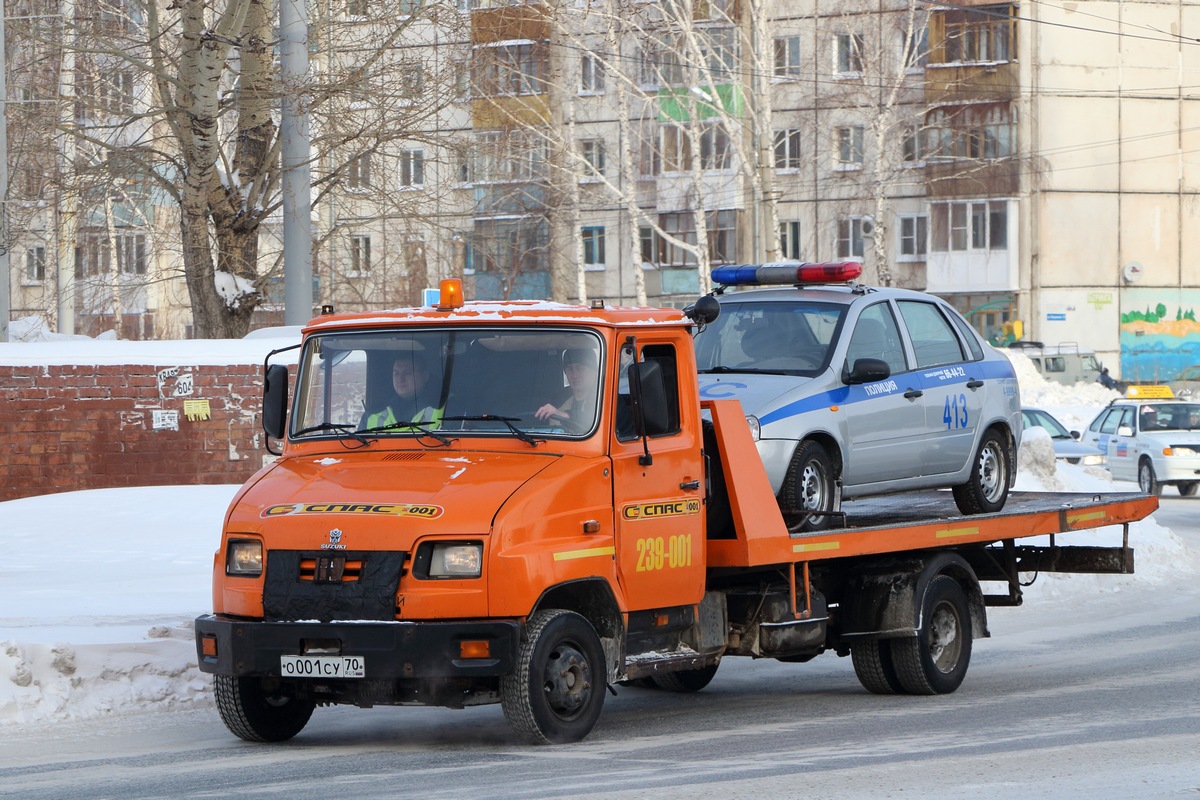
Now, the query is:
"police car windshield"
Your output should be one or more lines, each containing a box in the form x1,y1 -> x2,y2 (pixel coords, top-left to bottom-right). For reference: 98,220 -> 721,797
695,301 -> 845,376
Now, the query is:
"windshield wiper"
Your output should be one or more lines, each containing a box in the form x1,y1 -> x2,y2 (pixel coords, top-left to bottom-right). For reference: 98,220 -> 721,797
354,421 -> 454,447
699,365 -> 790,375
441,415 -> 543,447
294,422 -> 370,446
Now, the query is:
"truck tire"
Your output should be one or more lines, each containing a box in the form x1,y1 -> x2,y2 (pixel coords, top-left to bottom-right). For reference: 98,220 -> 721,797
891,576 -> 972,695
780,440 -> 837,533
213,675 -> 315,742
501,610 -> 607,744
1138,459 -> 1162,496
952,429 -> 1010,515
651,661 -> 720,692
851,640 -> 903,695
1179,482 -> 1198,497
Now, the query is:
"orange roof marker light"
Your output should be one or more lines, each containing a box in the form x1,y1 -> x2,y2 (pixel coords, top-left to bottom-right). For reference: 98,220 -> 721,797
711,261 -> 863,287
437,278 -> 464,310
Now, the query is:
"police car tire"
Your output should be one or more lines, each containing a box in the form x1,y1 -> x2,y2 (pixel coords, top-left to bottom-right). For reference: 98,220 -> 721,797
952,430 -> 1010,515
780,441 -> 837,532
1138,460 -> 1162,496
651,660 -> 720,692
1179,482 -> 1198,497
851,640 -> 904,695
213,675 -> 315,743
501,610 -> 606,744
891,576 -> 972,695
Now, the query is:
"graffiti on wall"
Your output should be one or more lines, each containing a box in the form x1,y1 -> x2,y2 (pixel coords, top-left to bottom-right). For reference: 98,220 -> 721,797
1120,289 -> 1200,383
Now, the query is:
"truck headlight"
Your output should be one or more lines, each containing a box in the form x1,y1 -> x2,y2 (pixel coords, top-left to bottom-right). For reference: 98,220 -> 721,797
428,542 -> 483,578
226,539 -> 263,576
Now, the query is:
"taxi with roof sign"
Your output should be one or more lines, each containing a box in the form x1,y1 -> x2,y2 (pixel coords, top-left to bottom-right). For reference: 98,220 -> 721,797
1081,397 -> 1200,496
693,261 -> 1022,531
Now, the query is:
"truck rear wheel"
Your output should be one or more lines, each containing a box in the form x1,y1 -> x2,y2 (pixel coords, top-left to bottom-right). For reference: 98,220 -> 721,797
891,576 -> 972,695
213,675 -> 315,742
651,660 -> 720,692
501,610 -> 607,744
953,429 -> 1010,515
780,441 -> 838,532
851,640 -> 903,695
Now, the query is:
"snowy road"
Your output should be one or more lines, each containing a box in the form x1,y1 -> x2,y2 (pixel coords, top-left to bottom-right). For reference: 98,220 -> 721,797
4,497 -> 1198,800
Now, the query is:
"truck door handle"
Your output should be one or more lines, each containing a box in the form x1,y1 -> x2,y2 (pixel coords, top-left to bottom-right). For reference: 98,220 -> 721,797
966,379 -> 984,389
680,480 -> 701,491
904,389 -> 923,399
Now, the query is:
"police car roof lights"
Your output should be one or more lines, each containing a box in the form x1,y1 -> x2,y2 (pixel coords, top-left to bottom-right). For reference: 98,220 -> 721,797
711,261 -> 863,287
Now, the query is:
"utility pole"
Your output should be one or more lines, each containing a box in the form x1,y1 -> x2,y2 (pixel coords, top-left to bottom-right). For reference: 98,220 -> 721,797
56,0 -> 76,335
0,3 -> 9,342
280,0 -> 312,326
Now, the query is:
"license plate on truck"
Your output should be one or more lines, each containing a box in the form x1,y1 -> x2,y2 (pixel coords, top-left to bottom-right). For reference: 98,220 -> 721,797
280,655 -> 365,678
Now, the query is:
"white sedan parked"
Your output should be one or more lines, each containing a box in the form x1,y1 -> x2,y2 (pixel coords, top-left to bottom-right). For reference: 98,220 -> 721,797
1081,399 -> 1200,495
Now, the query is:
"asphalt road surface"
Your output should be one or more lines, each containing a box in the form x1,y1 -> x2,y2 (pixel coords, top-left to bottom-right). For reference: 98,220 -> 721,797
3,497 -> 1198,800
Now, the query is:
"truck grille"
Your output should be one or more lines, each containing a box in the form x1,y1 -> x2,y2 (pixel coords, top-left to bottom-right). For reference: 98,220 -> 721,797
263,550 -> 407,622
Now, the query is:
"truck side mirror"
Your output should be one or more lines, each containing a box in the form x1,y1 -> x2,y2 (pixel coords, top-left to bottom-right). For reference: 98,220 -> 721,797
263,364 -> 290,441
630,360 -> 670,437
844,357 -> 890,385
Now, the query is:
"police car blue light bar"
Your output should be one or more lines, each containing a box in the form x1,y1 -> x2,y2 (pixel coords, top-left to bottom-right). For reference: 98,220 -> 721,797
711,261 -> 863,286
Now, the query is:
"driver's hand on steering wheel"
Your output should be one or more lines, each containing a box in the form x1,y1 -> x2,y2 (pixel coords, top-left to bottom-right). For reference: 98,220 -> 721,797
535,402 -> 566,423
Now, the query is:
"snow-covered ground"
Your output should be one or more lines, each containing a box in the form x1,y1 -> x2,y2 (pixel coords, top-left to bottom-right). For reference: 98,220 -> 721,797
0,335 -> 1194,727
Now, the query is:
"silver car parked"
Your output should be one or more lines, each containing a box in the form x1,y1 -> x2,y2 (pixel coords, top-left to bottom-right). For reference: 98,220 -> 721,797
694,262 -> 1023,531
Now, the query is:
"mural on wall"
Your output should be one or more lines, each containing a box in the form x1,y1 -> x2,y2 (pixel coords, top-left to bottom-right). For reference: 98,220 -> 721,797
1119,289 -> 1200,383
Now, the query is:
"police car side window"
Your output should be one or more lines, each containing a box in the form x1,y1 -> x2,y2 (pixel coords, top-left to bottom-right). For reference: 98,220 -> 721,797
896,300 -> 966,369
847,303 -> 907,375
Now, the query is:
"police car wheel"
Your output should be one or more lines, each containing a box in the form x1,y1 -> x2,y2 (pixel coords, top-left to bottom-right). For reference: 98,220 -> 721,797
780,441 -> 837,532
1138,460 -> 1162,496
952,429 -> 1010,515
1179,482 -> 1198,497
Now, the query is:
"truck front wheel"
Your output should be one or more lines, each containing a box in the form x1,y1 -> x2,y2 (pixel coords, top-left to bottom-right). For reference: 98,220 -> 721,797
213,675 -> 315,742
501,610 -> 607,744
891,576 -> 972,695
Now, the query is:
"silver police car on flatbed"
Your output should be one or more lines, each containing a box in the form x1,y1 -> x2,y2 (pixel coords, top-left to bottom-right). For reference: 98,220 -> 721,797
694,261 -> 1022,531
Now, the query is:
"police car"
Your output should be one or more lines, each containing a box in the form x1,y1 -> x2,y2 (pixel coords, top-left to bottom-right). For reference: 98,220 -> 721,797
1081,398 -> 1200,496
694,261 -> 1022,531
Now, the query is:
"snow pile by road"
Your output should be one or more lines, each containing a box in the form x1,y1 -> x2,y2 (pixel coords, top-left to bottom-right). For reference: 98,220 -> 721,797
0,342 -> 1194,727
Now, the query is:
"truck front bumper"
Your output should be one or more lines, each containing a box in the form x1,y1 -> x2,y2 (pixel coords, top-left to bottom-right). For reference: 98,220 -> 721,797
194,614 -> 519,679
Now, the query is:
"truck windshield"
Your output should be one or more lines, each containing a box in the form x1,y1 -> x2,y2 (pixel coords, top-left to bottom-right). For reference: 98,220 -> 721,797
694,301 -> 845,376
292,328 -> 605,440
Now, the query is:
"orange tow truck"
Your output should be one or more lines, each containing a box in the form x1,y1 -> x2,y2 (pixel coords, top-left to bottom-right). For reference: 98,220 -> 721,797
195,279 -> 1157,744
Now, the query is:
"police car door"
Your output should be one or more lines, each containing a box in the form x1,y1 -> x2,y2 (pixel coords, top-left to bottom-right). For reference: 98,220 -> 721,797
840,301 -> 925,488
895,299 -> 983,476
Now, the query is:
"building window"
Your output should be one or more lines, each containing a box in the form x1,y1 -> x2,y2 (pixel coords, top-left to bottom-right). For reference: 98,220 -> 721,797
774,128 -> 801,170
836,217 -> 866,259
346,0 -> 368,15
898,214 -> 928,258
708,210 -> 738,264
117,233 -> 147,275
452,57 -> 471,100
927,104 -> 1014,161
639,226 -> 657,265
779,221 -> 801,260
903,26 -> 930,70
400,149 -> 425,187
398,63 -> 425,102
638,122 -> 661,178
930,200 -> 1007,252
349,235 -> 372,275
348,153 -> 372,189
902,124 -> 929,164
580,139 -> 605,178
658,213 -> 697,267
834,33 -> 863,75
661,125 -> 692,173
835,125 -> 864,168
699,122 -> 731,171
101,70 -> 134,115
937,4 -> 1014,64
580,53 -> 605,93
582,226 -> 605,268
25,246 -> 46,283
774,36 -> 801,78
474,131 -> 547,183
473,42 -> 547,97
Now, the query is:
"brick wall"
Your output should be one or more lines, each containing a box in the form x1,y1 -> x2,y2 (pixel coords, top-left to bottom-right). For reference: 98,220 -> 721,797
1,362 -> 272,502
